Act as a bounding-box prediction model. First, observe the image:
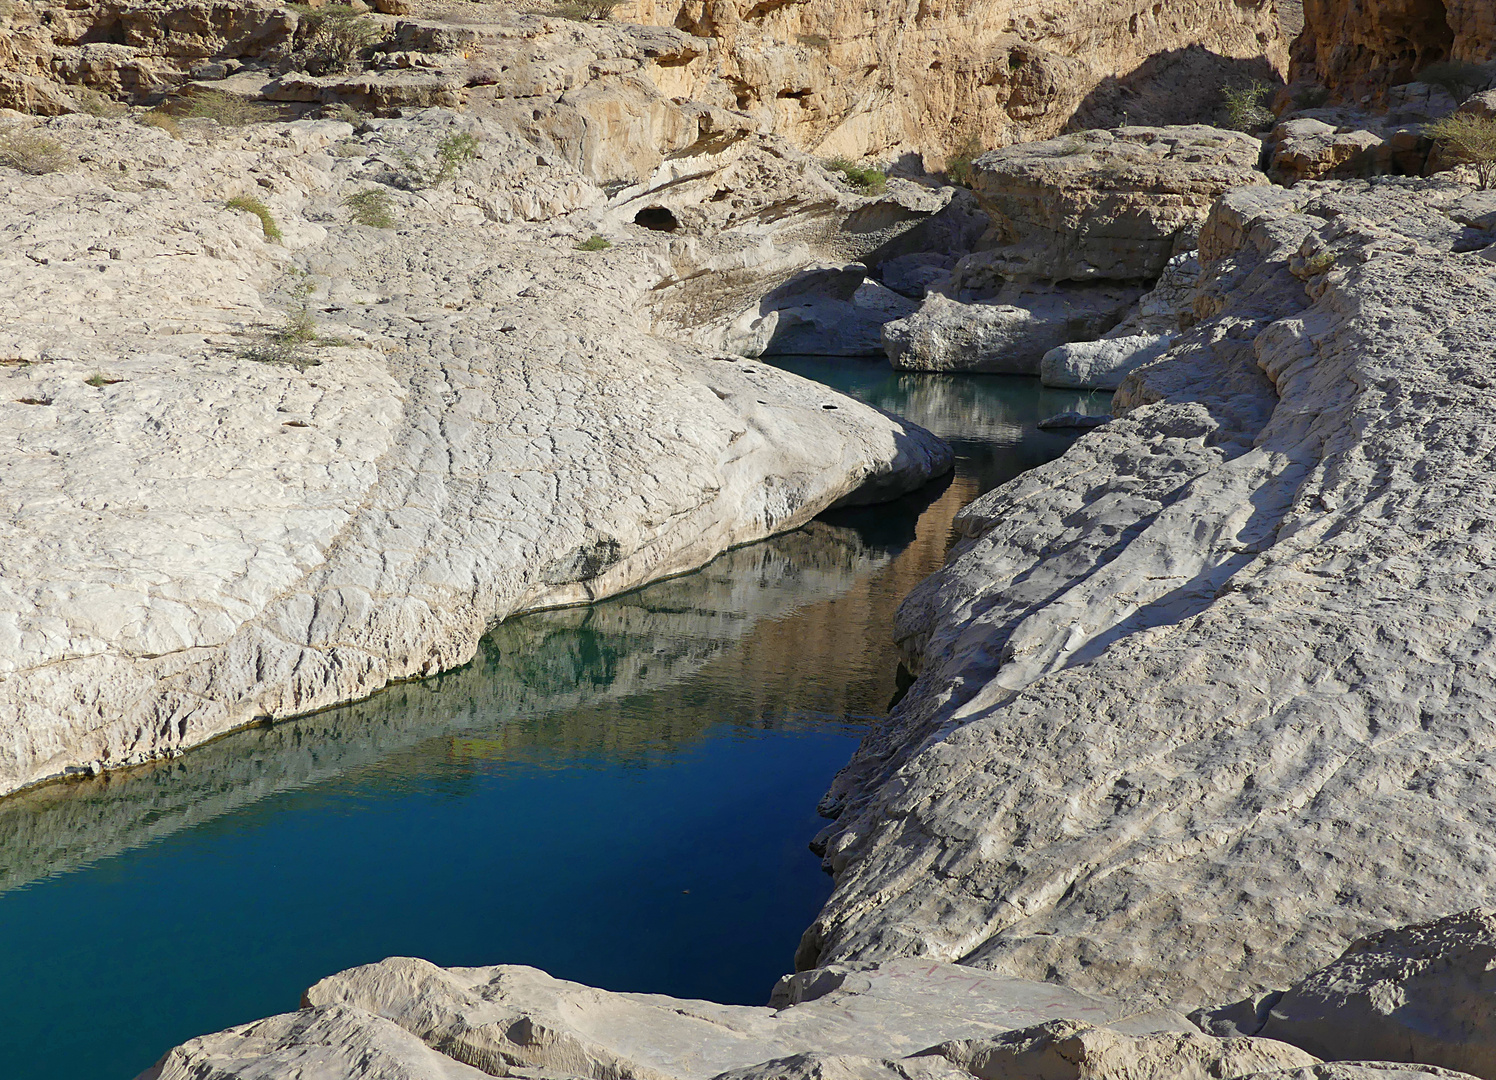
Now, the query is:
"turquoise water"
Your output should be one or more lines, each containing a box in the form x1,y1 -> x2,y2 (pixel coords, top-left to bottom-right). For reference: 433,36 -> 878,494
0,364 -> 1098,1079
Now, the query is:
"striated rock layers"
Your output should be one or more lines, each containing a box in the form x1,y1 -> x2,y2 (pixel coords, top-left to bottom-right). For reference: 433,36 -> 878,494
622,0 -> 1288,166
801,175 -> 1496,1012
0,105 -> 950,800
1292,0 -> 1496,100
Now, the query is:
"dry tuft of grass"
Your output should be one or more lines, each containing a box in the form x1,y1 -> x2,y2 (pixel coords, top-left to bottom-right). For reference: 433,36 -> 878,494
0,129 -> 72,174
137,110 -> 182,138
178,89 -> 277,127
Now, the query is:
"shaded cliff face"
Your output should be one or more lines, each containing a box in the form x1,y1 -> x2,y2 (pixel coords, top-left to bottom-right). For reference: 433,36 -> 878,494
621,0 -> 1288,166
1293,0 -> 1496,98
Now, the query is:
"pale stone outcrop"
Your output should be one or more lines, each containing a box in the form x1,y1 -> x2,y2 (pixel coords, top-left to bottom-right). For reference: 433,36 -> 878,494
139,1004 -> 495,1080
798,175 -> 1496,1012
140,957 -> 1204,1079
926,1019 -> 1316,1080
1244,911 -> 1496,1080
967,126 -> 1266,284
882,285 -> 1142,375
0,107 -> 950,799
1246,1068 -> 1482,1080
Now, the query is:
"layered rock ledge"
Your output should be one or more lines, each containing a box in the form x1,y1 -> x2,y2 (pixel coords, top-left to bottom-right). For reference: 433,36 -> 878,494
803,175 -> 1496,1009
0,108 -> 951,799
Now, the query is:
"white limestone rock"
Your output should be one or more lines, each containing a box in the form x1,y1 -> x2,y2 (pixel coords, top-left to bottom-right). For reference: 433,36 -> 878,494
1039,333 -> 1173,390
924,1019 -> 1317,1080
1249,910 -> 1496,1080
0,110 -> 951,798
137,1004 -> 494,1080
882,285 -> 1142,374
800,176 -> 1496,1013
300,956 -> 1156,1078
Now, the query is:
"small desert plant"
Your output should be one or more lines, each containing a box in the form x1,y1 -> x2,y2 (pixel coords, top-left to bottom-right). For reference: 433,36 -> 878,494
545,0 -> 619,19
1221,80 -> 1274,132
330,102 -> 369,126
0,130 -> 72,174
396,130 -> 480,187
1426,113 -> 1496,189
343,186 -> 395,228
244,273 -> 325,368
1418,60 -> 1491,104
575,233 -> 611,251
137,109 -> 182,138
1300,251 -> 1335,275
291,4 -> 384,74
796,33 -> 829,50
84,372 -> 122,387
179,89 -> 276,126
945,132 -> 983,187
824,156 -> 886,194
74,87 -> 127,118
226,194 -> 284,241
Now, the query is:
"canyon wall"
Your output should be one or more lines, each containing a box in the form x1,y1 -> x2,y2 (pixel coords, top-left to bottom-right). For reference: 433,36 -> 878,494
1292,0 -> 1496,99
622,0 -> 1290,166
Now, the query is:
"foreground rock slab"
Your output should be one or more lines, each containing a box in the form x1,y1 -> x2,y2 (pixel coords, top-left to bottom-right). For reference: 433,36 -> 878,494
143,958 -> 1307,1079
802,175 -> 1496,1010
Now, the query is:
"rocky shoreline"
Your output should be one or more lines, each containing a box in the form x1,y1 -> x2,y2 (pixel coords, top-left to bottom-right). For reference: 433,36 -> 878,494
5,0 -> 1496,1074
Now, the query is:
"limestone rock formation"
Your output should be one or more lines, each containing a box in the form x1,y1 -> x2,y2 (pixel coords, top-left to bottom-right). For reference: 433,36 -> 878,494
882,285 -> 1143,375
1291,0 -> 1496,101
139,956 -> 1220,1079
1245,1068 -> 1483,1080
620,0 -> 1287,166
799,175 -> 1496,1011
1248,910 -> 1496,1080
927,1019 -> 1316,1080
0,106 -> 950,799
967,126 -> 1266,284
1039,251 -> 1199,388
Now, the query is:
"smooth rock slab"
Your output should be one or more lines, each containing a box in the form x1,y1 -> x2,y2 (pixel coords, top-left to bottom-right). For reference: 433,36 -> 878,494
302,957 -> 1163,1078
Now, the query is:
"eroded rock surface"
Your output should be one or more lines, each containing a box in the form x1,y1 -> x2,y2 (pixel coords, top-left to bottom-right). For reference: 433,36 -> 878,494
800,175 -> 1496,1012
0,107 -> 950,799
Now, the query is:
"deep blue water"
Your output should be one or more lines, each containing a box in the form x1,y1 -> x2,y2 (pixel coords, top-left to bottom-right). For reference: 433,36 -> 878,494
0,363 -> 1098,1079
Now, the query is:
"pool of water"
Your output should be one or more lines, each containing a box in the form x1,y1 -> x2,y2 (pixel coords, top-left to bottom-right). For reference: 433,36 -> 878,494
0,363 -> 1099,1079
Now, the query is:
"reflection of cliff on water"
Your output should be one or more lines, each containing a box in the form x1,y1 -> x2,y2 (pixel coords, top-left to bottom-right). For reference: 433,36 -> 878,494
0,522 -> 890,895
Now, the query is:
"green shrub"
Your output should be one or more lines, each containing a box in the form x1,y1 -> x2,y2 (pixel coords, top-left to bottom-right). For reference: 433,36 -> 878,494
945,133 -> 983,187
291,4 -> 383,74
575,234 -> 611,251
244,274 -> 324,369
1221,80 -> 1274,132
1418,60 -> 1491,104
179,89 -> 276,126
84,373 -> 122,387
343,186 -> 396,228
226,195 -> 284,241
545,0 -> 619,19
0,130 -> 71,174
1426,113 -> 1496,189
824,155 -> 886,195
396,131 -> 481,188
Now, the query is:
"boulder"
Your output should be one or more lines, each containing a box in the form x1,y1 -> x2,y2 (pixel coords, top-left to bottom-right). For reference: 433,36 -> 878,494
925,1019 -> 1317,1080
720,264 -> 920,357
1040,333 -> 1173,390
966,126 -> 1267,283
1252,911 -> 1496,1080
1245,1068 -> 1483,1080
882,285 -> 1142,374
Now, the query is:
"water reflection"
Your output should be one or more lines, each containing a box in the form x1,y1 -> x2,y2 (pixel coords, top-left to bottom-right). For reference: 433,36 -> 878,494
0,362 -> 1098,1080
